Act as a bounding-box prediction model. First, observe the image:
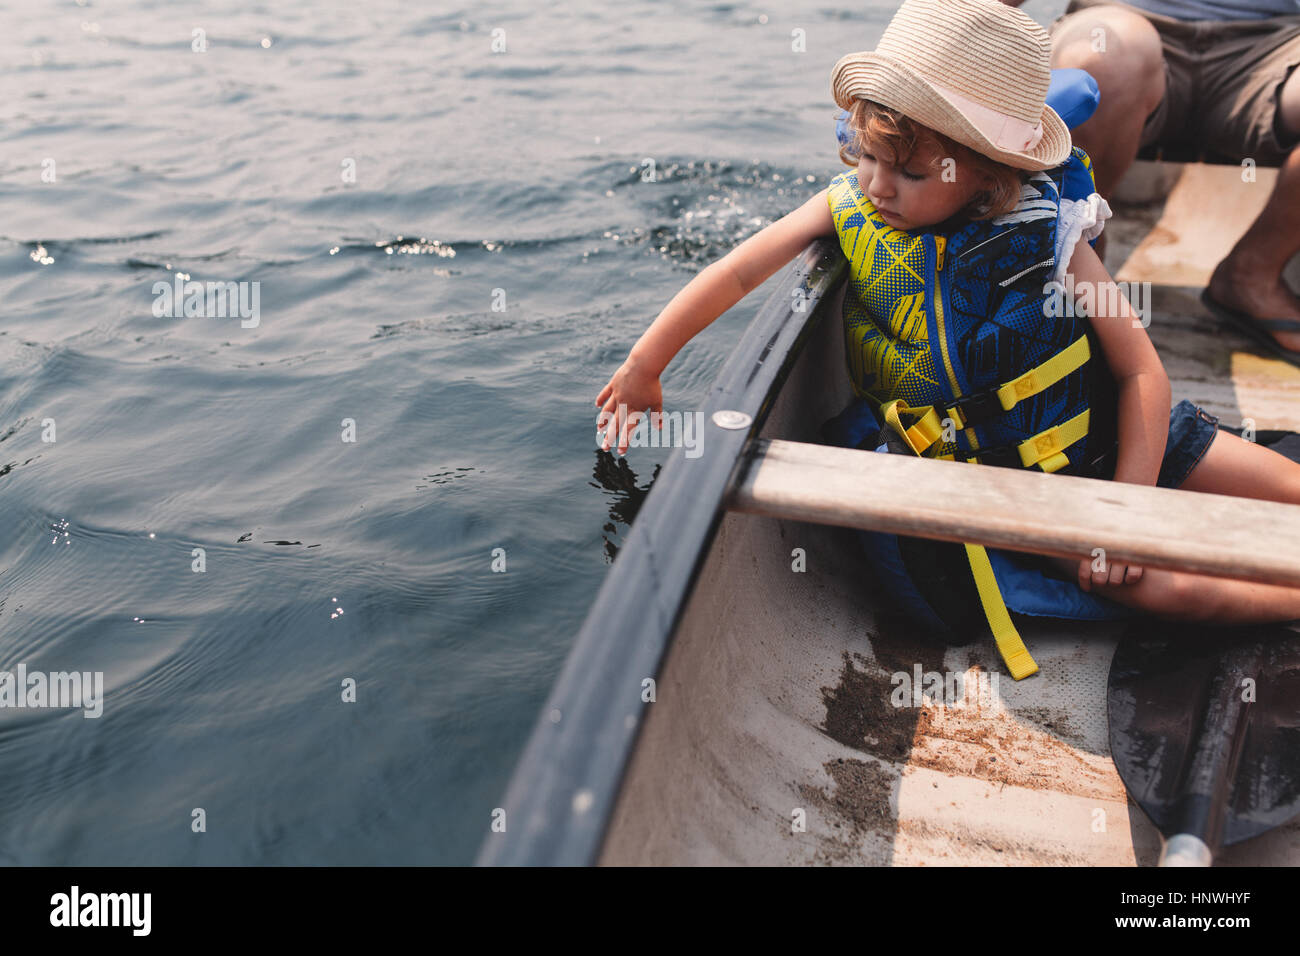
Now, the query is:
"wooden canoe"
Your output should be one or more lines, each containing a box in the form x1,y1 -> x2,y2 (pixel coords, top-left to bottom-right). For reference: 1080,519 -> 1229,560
479,161 -> 1300,866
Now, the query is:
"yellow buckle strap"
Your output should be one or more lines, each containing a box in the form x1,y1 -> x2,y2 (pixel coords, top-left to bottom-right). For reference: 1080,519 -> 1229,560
1017,408 -> 1089,469
998,334 -> 1090,410
880,400 -> 946,456
945,335 -> 1091,429
964,543 -> 1039,680
905,408 -> 944,453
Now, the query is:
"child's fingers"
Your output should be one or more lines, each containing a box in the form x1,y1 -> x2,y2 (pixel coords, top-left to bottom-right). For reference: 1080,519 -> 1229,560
1076,556 -> 1143,591
598,398 -> 628,449
595,382 -> 612,406
602,405 -> 632,452
596,400 -> 616,450
618,411 -> 642,455
603,392 -> 624,415
1082,561 -> 1145,589
597,395 -> 618,427
609,418 -> 628,453
596,400 -> 659,454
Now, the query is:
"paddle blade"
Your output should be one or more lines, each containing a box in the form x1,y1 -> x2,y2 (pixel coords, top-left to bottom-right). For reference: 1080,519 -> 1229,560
1107,622 -> 1300,850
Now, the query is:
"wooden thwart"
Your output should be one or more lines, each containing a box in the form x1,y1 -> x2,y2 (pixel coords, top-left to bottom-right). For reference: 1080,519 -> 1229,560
729,438 -> 1300,588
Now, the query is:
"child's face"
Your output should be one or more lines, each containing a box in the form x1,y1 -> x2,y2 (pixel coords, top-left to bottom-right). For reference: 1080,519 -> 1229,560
856,139 -> 988,232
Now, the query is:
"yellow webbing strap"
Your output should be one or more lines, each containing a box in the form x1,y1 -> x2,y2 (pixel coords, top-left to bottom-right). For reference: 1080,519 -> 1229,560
1018,408 -> 1089,470
879,398 -> 1040,680
884,399 -> 1090,476
880,399 -> 945,456
964,543 -> 1040,680
1001,334 -> 1090,408
1038,451 -> 1070,473
946,335 -> 1091,428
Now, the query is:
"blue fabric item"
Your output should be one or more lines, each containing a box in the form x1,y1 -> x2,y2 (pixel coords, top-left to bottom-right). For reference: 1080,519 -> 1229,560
820,393 -> 880,450
860,528 -> 959,635
820,396 -> 965,635
985,547 -> 1131,619
1158,398 -> 1221,488
1060,151 -> 1103,223
835,67 -> 1102,153
1046,68 -> 1100,129
834,110 -> 855,155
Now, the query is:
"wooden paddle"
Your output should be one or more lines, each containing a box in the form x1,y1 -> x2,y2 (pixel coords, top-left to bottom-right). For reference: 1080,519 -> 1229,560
1107,622 -> 1300,865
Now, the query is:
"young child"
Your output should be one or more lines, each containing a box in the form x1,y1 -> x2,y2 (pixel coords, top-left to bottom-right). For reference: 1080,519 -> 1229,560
595,0 -> 1300,658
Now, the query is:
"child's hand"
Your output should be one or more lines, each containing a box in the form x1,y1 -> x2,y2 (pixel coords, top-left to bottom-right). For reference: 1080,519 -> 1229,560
595,359 -> 663,455
1076,556 -> 1143,591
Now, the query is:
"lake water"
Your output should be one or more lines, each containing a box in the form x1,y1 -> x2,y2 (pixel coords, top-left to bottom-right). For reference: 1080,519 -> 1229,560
0,0 -> 1065,864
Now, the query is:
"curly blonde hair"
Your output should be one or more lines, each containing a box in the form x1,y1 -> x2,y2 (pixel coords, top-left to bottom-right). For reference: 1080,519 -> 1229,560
837,99 -> 1026,220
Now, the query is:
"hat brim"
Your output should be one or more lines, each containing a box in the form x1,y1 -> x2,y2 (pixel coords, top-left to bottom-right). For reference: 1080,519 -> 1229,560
831,52 -> 1071,171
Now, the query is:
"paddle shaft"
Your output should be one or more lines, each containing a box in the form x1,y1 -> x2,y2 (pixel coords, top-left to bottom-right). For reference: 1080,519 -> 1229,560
1158,643 -> 1262,867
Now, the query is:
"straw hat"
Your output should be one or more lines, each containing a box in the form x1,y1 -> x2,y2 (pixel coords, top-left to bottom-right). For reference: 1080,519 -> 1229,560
831,0 -> 1071,171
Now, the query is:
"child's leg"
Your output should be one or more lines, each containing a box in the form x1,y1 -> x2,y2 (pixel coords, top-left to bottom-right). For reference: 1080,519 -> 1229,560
1047,429 -> 1300,623
1086,566 -> 1300,624
1177,428 -> 1300,503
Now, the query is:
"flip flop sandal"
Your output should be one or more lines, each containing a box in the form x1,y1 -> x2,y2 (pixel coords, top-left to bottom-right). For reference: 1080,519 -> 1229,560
1201,289 -> 1300,368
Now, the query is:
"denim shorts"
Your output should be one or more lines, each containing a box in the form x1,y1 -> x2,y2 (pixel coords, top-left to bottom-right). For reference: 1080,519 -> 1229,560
1157,399 -> 1220,489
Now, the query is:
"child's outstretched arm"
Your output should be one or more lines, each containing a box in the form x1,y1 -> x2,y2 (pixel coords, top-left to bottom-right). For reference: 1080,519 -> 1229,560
596,188 -> 834,453
1066,234 -> 1172,589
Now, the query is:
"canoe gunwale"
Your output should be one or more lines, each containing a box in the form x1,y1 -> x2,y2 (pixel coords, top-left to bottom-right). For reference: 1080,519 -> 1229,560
476,239 -> 848,866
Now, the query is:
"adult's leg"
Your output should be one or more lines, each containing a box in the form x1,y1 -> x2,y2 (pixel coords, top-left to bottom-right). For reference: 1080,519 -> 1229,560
1207,67 -> 1300,346
1195,14 -> 1300,341
1050,6 -> 1167,199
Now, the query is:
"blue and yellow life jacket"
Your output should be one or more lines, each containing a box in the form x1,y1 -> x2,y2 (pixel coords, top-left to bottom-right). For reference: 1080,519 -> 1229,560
824,147 -> 1122,679
828,147 -> 1117,474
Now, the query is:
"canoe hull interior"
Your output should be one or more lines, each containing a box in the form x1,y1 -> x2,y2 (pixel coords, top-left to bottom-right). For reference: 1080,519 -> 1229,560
599,280 -> 1300,866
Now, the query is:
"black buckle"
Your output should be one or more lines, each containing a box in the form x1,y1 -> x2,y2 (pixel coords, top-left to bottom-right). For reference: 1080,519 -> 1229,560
946,387 -> 1004,429
968,437 -> 1110,473
963,444 -> 1020,468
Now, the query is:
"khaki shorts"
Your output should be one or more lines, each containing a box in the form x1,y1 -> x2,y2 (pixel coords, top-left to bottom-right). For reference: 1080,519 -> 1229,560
1052,0 -> 1300,164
